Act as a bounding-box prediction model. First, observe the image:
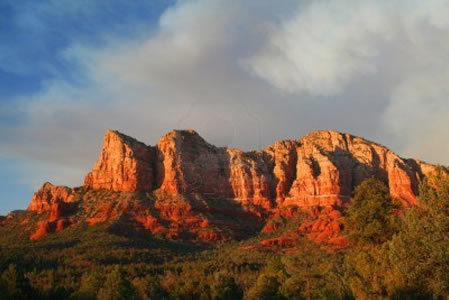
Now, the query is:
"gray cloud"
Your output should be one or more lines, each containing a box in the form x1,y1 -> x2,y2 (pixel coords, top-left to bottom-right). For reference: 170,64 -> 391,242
247,0 -> 449,164
2,0 -> 449,192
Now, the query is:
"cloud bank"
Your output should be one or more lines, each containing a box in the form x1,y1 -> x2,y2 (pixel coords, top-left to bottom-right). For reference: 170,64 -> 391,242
1,0 -> 449,205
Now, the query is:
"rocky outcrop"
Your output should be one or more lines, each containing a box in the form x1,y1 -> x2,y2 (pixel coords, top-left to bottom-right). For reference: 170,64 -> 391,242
26,128 -> 441,242
30,219 -> 70,240
28,182 -> 76,240
84,130 -> 154,192
264,140 -> 299,206
84,129 -> 436,209
155,130 -> 274,209
280,131 -> 434,207
299,207 -> 345,245
28,182 -> 74,212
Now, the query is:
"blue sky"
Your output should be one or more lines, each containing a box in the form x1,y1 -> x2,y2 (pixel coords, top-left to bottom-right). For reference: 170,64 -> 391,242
0,0 -> 173,94
1,0 -> 449,214
0,0 -> 174,213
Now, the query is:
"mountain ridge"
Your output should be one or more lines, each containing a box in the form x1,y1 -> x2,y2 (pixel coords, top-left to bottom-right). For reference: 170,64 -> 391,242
2,129 -> 441,246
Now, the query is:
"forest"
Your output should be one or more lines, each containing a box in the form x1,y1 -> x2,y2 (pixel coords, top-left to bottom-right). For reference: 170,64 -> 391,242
1,172 -> 449,299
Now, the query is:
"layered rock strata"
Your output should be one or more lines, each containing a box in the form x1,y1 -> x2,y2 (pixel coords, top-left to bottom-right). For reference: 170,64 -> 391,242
26,129 -> 438,242
82,129 -> 436,208
84,130 -> 154,192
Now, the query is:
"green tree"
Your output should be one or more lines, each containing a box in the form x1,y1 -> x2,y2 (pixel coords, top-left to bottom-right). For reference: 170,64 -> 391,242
344,246 -> 392,299
345,178 -> 399,246
280,239 -> 336,300
246,273 -> 284,300
0,283 -> 7,300
211,272 -> 243,300
387,170 -> 449,297
97,266 -> 136,300
132,275 -> 167,300
0,264 -> 32,300
71,271 -> 104,300
246,256 -> 288,300
343,178 -> 400,298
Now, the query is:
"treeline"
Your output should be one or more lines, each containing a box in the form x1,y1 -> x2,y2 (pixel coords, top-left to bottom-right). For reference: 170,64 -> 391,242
1,172 -> 449,299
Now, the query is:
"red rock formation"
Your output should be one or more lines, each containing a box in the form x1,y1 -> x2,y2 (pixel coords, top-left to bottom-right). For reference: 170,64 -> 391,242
27,128 -> 442,242
86,200 -> 164,233
30,221 -> 53,240
30,218 -> 72,240
260,237 -> 296,247
86,203 -> 119,226
28,182 -> 76,239
84,130 -> 154,192
299,207 -> 343,243
83,129 -> 435,209
28,182 -> 74,212
154,129 -> 435,209
280,131 -> 434,207
264,140 -> 299,205
155,130 -> 273,209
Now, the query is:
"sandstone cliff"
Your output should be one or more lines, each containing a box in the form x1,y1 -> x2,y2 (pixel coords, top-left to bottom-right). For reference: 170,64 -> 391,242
84,130 -> 154,192
83,129 -> 436,208
25,128 -> 438,243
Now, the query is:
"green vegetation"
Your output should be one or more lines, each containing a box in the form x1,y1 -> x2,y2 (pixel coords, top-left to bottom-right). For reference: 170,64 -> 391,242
387,169 -> 449,297
345,178 -> 400,246
1,175 -> 449,299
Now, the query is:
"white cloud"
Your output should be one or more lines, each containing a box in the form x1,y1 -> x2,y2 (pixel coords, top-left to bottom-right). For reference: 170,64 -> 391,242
383,66 -> 449,164
247,0 -> 449,163
247,0 -> 395,95
2,0 -> 449,199
1,0 -> 294,189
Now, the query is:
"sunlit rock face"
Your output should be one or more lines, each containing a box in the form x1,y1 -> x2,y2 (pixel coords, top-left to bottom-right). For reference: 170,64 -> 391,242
84,130 -> 154,192
28,182 -> 74,212
155,129 -> 274,209
28,182 -> 76,240
25,128 -> 439,242
84,129 -> 436,208
281,130 -> 433,208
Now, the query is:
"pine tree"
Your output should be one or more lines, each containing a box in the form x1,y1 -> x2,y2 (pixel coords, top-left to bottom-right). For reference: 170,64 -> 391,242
345,178 -> 399,246
280,239 -> 332,300
246,273 -> 284,300
71,271 -> 104,299
211,272 -> 243,300
0,264 -> 32,300
97,266 -> 136,300
132,275 -> 167,300
343,178 -> 400,298
388,170 -> 449,297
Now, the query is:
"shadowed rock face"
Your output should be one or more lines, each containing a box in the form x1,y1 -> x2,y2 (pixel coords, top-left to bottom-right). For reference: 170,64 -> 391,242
26,129 -> 439,242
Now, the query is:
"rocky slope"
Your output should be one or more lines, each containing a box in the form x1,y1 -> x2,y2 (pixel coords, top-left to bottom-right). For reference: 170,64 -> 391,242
22,129 -> 438,244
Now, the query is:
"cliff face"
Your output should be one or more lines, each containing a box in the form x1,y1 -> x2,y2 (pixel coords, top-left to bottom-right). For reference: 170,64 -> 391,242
84,130 -> 154,192
281,131 -> 434,207
26,128 -> 438,242
156,130 -> 274,209
81,129 -> 435,208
